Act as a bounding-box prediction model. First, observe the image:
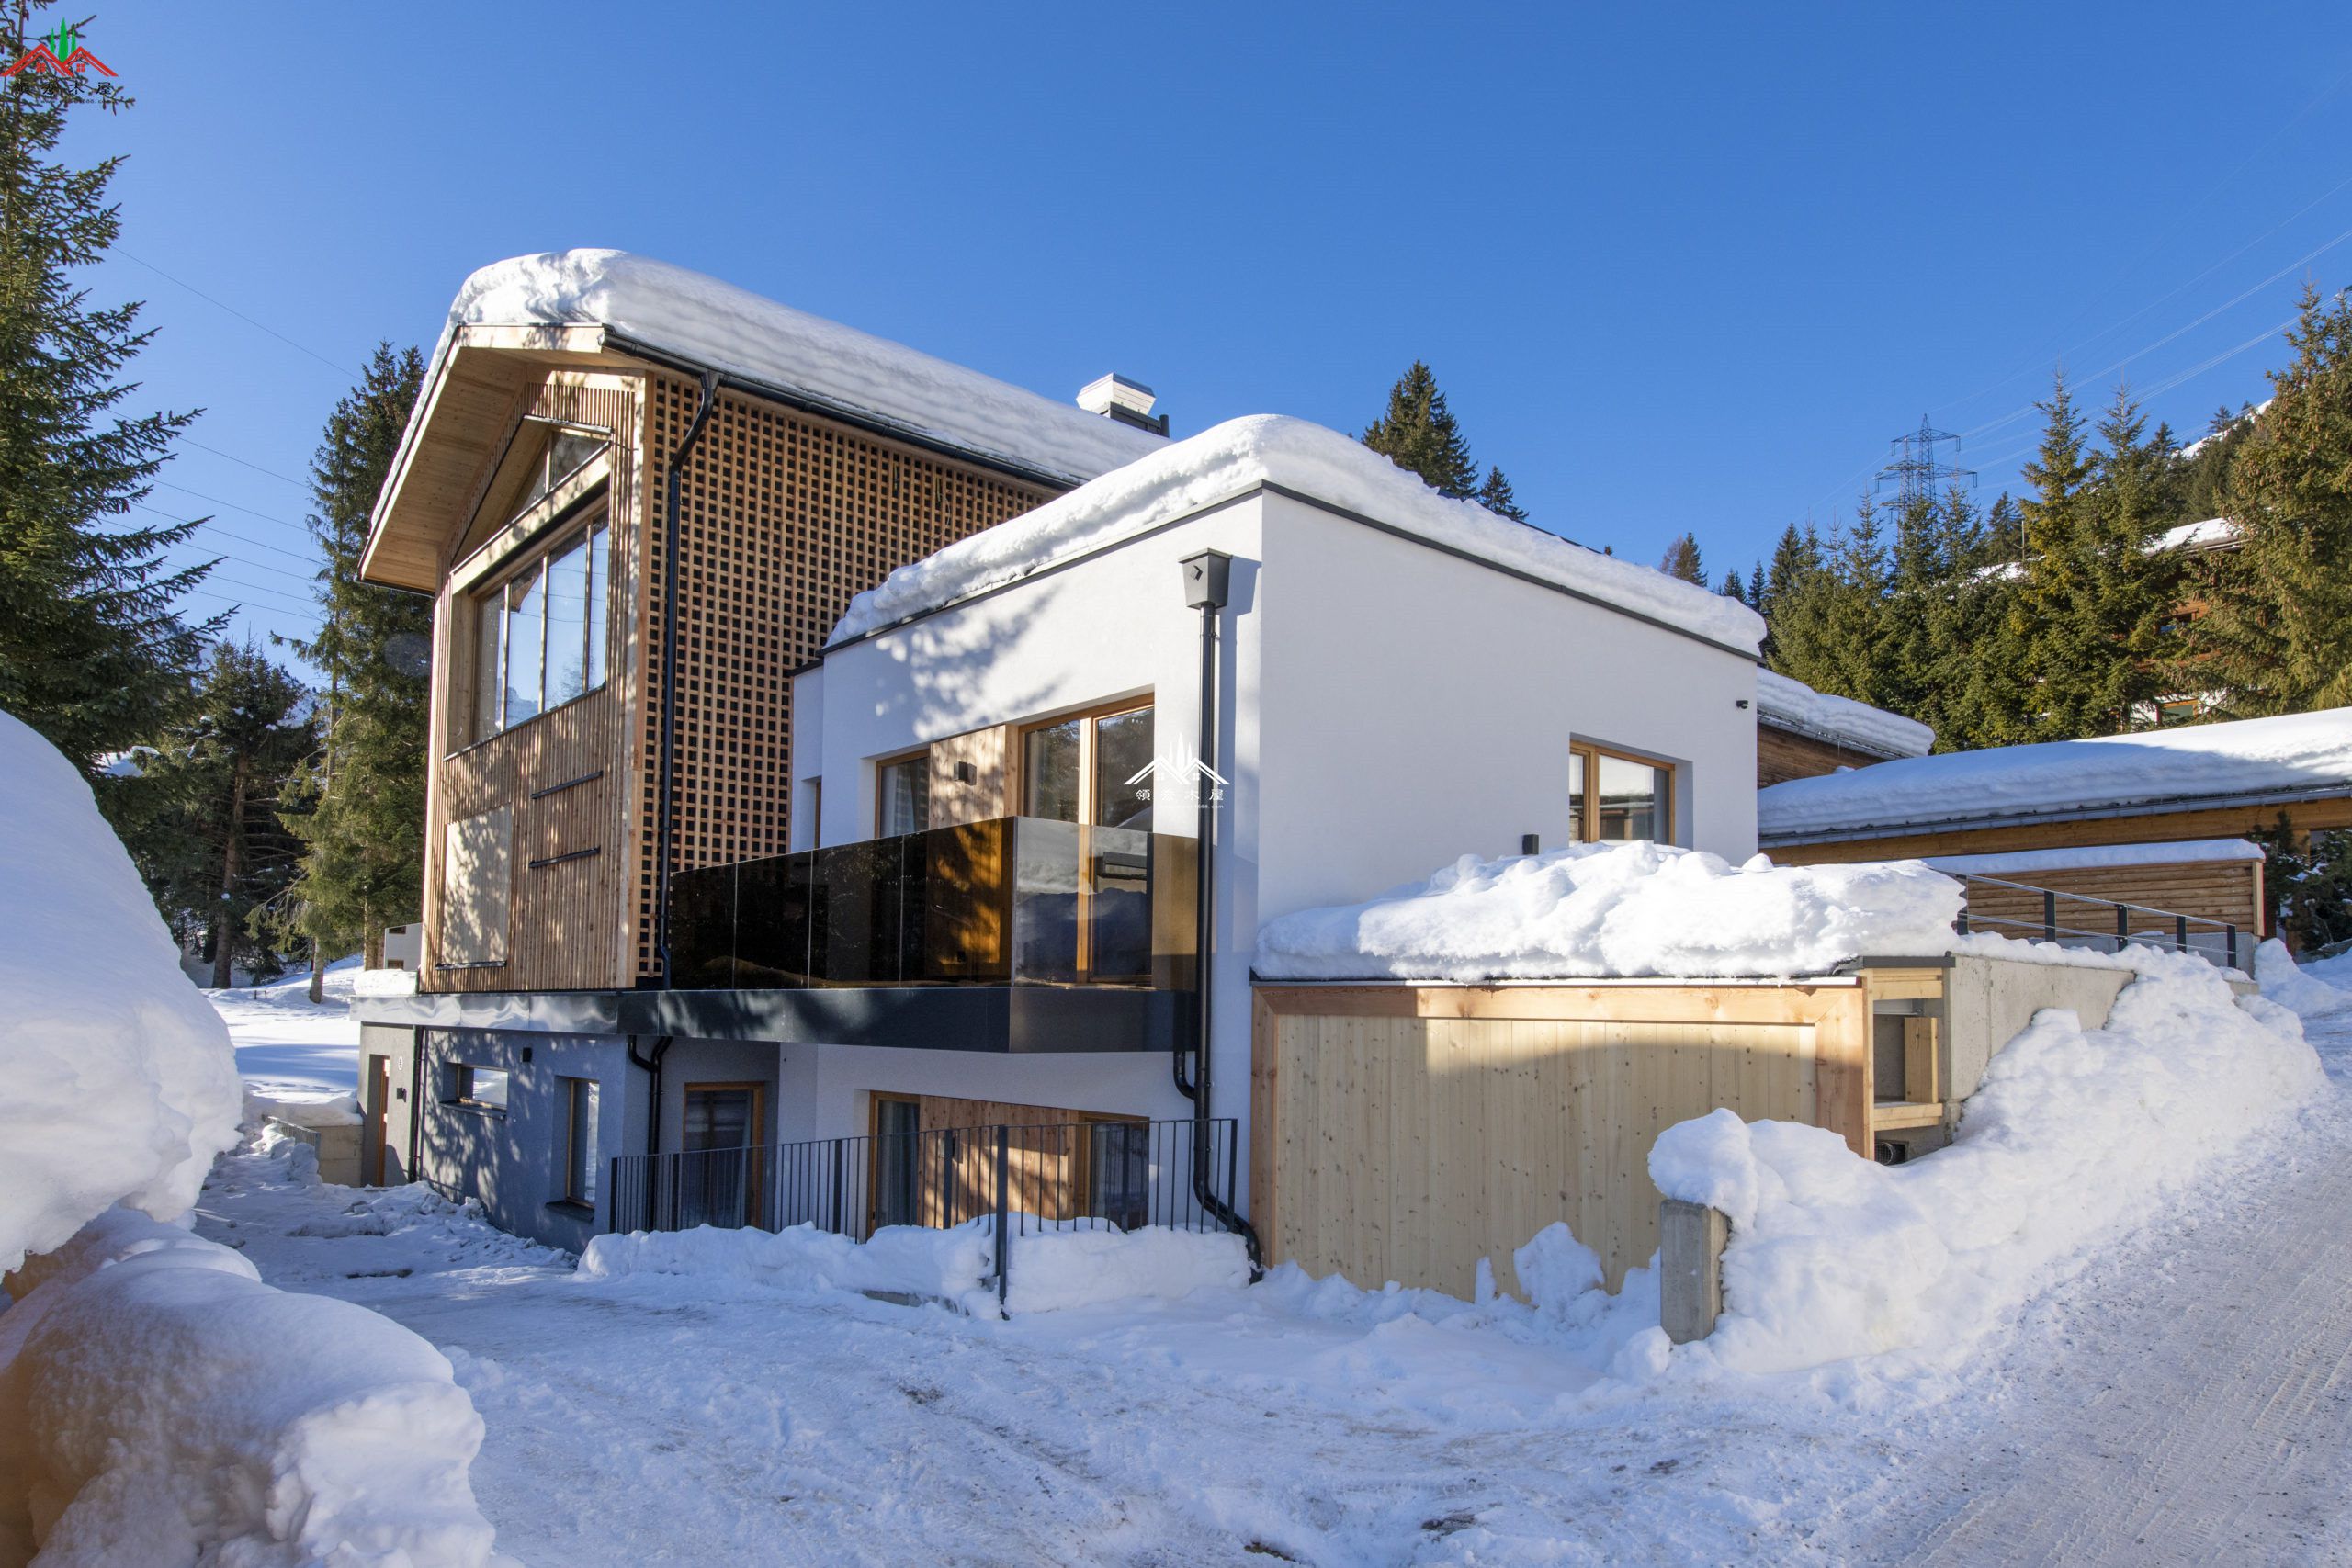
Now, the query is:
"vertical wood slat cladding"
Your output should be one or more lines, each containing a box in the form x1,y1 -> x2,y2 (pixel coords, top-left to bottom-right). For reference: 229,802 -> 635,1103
633,380 -> 1054,981
424,378 -> 641,993
1953,859 -> 2263,943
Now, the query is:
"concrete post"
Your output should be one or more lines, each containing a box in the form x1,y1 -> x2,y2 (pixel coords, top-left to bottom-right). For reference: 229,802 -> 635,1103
1659,1198 -> 1729,1344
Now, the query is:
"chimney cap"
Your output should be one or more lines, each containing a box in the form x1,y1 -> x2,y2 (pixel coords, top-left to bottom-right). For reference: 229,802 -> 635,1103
1078,373 -> 1157,417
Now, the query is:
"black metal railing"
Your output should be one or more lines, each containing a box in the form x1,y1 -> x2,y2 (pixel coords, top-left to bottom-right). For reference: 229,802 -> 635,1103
667,816 -> 1199,991
607,1116 -> 1241,1311
1951,873 -> 2245,971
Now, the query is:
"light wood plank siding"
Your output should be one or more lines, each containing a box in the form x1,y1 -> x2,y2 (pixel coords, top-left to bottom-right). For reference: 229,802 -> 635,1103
424,377 -> 641,992
1251,981 -> 1873,1296
1949,858 -> 2263,943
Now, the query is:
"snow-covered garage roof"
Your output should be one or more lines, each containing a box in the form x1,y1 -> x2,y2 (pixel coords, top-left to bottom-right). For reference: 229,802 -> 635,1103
444,249 -> 1165,486
1758,707 -> 2352,842
826,414 -> 1768,655
1755,671 -> 1933,760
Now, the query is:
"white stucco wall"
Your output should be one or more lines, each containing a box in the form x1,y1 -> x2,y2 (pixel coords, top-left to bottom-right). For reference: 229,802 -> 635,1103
796,485 -> 1761,1207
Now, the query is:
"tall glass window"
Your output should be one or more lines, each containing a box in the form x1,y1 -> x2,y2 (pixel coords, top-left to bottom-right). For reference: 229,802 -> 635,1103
465,514 -> 610,745
564,1078 -> 600,1205
877,753 -> 930,837
1023,717 -> 1084,822
1092,708 -> 1155,830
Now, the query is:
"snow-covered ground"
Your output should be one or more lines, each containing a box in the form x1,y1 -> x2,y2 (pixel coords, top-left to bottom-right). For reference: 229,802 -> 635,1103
209,958 -> 363,1102
187,953 -> 2352,1563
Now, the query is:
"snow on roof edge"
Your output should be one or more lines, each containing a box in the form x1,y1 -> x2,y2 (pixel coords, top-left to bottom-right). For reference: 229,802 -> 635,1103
1758,707 -> 2352,840
442,249 -> 1163,487
826,415 -> 1767,655
1920,838 -> 2264,878
1755,670 -> 1933,759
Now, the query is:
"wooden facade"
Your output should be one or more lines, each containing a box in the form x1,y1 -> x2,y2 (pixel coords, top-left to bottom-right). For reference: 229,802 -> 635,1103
1766,795 -> 2352,865
1250,976 -> 1916,1295
1756,721 -> 1904,787
1945,857 -> 2264,946
395,341 -> 1061,993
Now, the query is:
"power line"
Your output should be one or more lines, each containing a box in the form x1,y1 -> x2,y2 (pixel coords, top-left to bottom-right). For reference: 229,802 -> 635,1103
153,479 -> 311,534
133,502 -> 321,566
178,437 -> 309,489
115,249 -> 358,378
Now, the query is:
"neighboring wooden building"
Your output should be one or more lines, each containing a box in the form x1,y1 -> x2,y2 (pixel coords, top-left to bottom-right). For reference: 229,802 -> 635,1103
1753,670 -> 1932,786
1760,706 -> 2352,941
357,249 -> 1164,997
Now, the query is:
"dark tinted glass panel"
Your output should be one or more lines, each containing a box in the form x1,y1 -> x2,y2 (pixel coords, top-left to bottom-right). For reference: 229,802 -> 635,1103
1093,707 -> 1155,829
1012,817 -> 1082,983
873,1099 -> 920,1231
1088,828 -> 1152,981
1023,719 -> 1082,822
666,863 -> 737,987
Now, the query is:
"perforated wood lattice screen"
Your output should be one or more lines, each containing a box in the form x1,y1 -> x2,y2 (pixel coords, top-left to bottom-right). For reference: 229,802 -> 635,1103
633,380 -> 1053,980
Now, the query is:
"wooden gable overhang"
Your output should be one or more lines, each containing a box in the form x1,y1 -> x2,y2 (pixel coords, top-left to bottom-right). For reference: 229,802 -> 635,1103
360,324 -> 648,592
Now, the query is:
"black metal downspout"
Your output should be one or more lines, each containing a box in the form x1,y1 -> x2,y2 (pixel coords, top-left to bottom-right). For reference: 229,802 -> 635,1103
625,1033 -> 674,1227
654,371 -> 721,988
1180,567 -> 1261,1272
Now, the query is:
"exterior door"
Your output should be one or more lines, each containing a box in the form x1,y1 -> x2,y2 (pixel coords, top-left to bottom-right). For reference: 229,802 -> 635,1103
362,1053 -> 390,1186
870,1095 -> 920,1233
678,1083 -> 764,1228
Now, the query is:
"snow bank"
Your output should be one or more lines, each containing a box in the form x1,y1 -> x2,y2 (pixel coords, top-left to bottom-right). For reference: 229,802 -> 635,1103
1254,840 -> 1963,982
447,250 -> 1160,486
830,414 -> 1766,654
1758,706 -> 2352,839
0,711 -> 241,1273
0,1207 -> 503,1568
1649,951 -> 2322,1382
1755,670 -> 1933,758
579,1219 -> 1249,1315
2257,938 -> 2352,1019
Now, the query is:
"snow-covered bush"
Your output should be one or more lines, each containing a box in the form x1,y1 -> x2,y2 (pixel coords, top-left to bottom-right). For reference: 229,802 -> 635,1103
0,1207 -> 503,1567
1255,840 -> 1963,981
0,711 -> 241,1273
1647,950 -> 2323,1384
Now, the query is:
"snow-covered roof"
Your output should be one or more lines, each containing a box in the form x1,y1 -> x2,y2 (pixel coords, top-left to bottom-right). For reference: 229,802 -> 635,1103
2154,516 -> 2241,554
1759,707 -> 2352,841
1920,838 -> 2264,879
444,249 -> 1165,486
1253,840 -> 1963,981
827,415 -> 1767,654
1755,671 -> 1933,759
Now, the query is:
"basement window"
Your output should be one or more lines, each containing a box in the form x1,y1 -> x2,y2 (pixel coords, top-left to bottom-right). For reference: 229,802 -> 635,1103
469,513 -> 610,744
447,1064 -> 509,1112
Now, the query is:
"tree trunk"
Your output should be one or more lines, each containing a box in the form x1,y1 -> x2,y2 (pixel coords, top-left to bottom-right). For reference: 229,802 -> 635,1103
307,934 -> 325,1003
210,756 -> 249,990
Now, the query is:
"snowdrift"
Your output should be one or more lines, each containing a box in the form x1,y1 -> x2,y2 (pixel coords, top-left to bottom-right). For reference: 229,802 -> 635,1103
0,711 -> 241,1272
1254,840 -> 1964,981
1648,950 -> 2323,1382
581,1219 -> 1251,1315
0,1208 -> 503,1568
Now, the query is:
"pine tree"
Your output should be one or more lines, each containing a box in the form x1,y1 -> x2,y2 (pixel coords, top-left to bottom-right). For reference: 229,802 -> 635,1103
1362,361 -> 1528,521
1476,465 -> 1527,523
1718,566 -> 1747,602
121,641 -> 313,987
1767,502 -> 1895,710
1657,533 -> 1704,584
2178,285 -> 2352,715
0,1 -> 218,770
2012,378 -> 2168,737
278,344 -> 430,975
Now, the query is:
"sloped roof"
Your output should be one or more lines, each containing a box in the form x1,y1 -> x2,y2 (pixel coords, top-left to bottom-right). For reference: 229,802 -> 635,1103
1759,708 -> 2352,842
444,250 -> 1164,486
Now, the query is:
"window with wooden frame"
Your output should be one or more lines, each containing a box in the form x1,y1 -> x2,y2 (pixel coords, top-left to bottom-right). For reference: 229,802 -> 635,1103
561,1077 -> 600,1207
1016,698 -> 1157,983
1018,698 -> 1155,830
876,750 -> 931,838
446,1063 -> 509,1112
1567,740 -> 1675,844
467,510 -> 611,746
513,426 -> 607,520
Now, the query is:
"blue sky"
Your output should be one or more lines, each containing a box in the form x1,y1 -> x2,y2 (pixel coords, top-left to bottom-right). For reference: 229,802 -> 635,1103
66,2 -> 2352,666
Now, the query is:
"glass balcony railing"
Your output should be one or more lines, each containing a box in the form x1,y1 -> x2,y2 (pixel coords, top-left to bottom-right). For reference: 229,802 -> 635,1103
667,818 -> 1199,991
